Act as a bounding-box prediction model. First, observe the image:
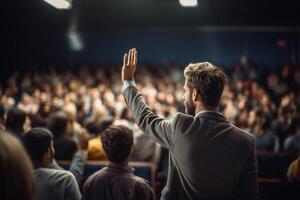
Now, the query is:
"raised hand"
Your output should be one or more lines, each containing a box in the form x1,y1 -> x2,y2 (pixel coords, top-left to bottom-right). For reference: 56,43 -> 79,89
122,48 -> 137,82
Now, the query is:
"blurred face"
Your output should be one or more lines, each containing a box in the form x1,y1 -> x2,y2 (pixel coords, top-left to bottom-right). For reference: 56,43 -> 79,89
22,95 -> 31,105
183,79 -> 196,116
23,116 -> 31,132
248,110 -> 256,127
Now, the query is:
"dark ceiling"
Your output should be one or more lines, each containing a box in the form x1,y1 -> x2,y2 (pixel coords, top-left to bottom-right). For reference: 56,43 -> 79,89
2,0 -> 300,35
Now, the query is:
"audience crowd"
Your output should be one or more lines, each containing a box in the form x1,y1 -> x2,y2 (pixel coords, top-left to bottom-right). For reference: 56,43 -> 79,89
0,60 -> 300,199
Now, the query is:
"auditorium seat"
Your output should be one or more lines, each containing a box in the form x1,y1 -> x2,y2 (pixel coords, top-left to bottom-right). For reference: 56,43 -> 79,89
258,178 -> 300,200
57,160 -> 156,190
257,152 -> 296,179
257,152 -> 299,200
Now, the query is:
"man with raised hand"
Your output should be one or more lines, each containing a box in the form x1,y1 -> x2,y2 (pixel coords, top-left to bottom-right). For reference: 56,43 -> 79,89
121,48 -> 258,200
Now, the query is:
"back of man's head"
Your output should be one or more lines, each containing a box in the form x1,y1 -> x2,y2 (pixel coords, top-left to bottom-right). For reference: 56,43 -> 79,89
87,118 -> 114,136
22,127 -> 53,167
101,125 -> 133,164
47,112 -> 68,138
184,62 -> 226,107
5,108 -> 26,135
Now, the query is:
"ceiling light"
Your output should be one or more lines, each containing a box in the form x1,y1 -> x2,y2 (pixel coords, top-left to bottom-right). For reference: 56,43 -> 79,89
179,0 -> 198,7
44,0 -> 72,10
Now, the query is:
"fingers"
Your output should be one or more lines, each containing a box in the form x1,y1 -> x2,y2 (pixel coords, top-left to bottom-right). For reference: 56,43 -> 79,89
123,53 -> 128,67
130,49 -> 134,67
124,48 -> 137,67
133,49 -> 137,66
127,49 -> 131,66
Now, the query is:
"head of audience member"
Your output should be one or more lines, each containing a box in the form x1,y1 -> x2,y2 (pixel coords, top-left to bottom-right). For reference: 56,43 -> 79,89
63,103 -> 78,134
289,116 -> 300,135
120,108 -> 133,121
248,108 -> 270,134
278,105 -> 296,124
47,112 -> 69,139
101,125 -> 133,165
87,117 -> 114,136
183,62 -> 226,115
22,127 -> 55,168
248,109 -> 260,127
38,102 -> 51,118
0,132 -> 35,200
21,93 -> 31,105
5,108 -> 29,137
88,105 -> 108,123
31,102 -> 51,128
64,103 -> 77,123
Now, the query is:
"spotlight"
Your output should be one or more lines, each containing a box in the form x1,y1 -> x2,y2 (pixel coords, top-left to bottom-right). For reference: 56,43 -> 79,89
68,30 -> 83,51
179,0 -> 198,7
44,0 -> 72,10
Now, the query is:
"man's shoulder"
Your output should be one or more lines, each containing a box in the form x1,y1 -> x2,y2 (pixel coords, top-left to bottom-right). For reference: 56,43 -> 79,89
34,168 -> 75,182
230,124 -> 256,145
171,112 -> 194,125
233,124 -> 254,137
134,177 -> 152,189
84,167 -> 108,185
132,175 -> 155,199
170,112 -> 205,134
34,167 -> 69,175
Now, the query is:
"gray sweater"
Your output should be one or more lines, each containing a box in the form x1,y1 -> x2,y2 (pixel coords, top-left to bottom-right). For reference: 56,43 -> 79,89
34,168 -> 81,200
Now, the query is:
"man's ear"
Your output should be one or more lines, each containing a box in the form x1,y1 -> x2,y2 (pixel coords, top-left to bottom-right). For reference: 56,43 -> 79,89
192,89 -> 199,102
43,148 -> 52,163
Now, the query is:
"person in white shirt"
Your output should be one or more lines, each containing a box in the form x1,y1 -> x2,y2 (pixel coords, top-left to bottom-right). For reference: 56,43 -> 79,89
22,127 -> 82,200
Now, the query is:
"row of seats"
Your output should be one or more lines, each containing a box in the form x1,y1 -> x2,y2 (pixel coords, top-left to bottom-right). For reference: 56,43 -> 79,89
258,178 -> 299,200
58,152 -> 299,198
257,152 -> 297,179
257,153 -> 299,199
58,160 -> 157,190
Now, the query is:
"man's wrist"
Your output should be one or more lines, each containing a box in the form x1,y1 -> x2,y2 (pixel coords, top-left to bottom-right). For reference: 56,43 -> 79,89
123,80 -> 136,91
76,150 -> 88,158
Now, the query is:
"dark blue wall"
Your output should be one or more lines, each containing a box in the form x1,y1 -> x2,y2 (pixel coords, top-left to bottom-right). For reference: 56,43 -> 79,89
2,28 -> 298,68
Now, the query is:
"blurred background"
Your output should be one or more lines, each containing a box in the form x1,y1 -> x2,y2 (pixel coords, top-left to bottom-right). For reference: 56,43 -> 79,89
1,0 -> 300,199
1,0 -> 300,67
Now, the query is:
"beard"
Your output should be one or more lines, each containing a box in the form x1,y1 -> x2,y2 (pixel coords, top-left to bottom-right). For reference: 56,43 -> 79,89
185,95 -> 196,116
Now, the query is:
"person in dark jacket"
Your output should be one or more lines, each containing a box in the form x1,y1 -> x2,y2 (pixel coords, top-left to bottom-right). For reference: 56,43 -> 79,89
48,112 -> 77,160
121,48 -> 258,200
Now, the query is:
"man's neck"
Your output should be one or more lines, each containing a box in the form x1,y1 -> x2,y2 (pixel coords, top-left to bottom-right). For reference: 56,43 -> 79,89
110,159 -> 129,166
34,162 -> 48,169
120,160 -> 129,166
195,104 -> 217,115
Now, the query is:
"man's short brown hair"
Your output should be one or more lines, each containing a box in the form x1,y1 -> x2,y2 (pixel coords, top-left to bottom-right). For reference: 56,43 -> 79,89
101,125 -> 133,164
184,62 -> 226,107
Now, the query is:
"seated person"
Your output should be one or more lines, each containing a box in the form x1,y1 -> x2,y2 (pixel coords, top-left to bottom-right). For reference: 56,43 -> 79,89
86,118 -> 113,160
49,127 -> 89,183
246,109 -> 279,152
5,108 -> 30,137
0,132 -> 35,200
287,156 -> 300,184
272,105 -> 296,150
114,108 -> 159,162
22,127 -> 81,200
47,112 -> 77,160
83,125 -> 155,200
284,117 -> 300,153
130,129 -> 160,162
